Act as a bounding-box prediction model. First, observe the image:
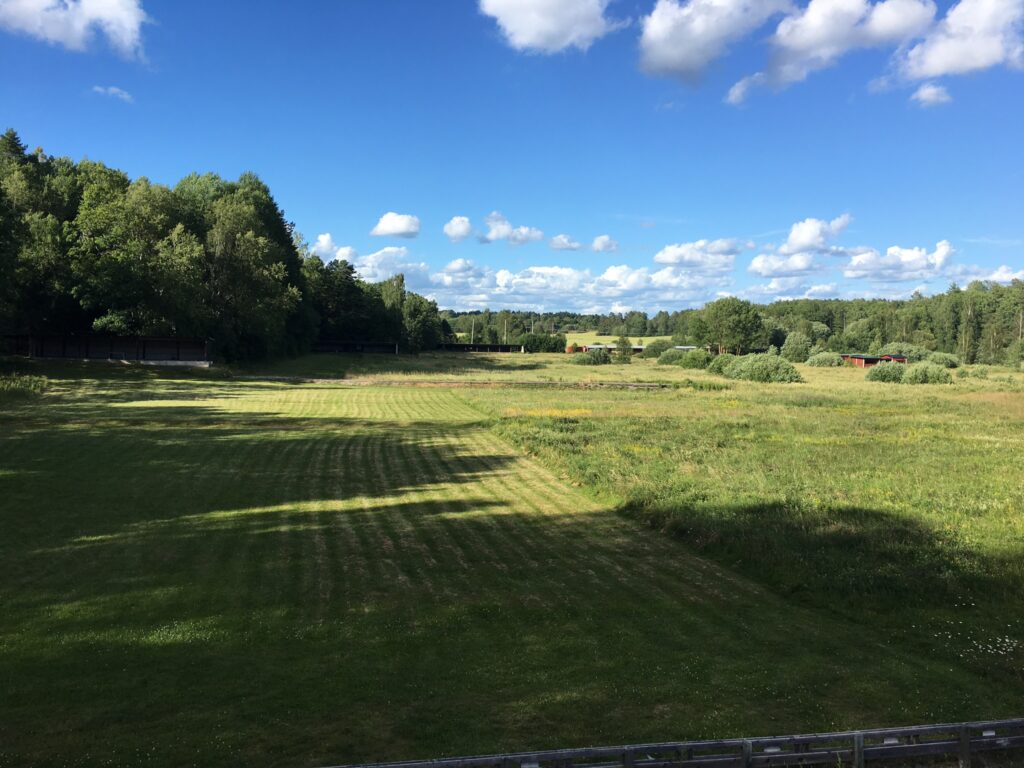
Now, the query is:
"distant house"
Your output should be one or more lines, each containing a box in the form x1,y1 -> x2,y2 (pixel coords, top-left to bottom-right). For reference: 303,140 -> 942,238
840,353 -> 908,368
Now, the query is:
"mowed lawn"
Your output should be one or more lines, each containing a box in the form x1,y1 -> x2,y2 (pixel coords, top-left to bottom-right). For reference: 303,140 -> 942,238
1,362 -> 1022,767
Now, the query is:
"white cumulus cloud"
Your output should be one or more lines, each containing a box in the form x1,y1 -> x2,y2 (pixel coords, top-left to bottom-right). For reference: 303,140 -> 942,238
987,265 -> 1024,282
354,246 -> 429,282
0,0 -> 148,56
592,234 -> 618,252
550,233 -> 582,250
641,0 -> 791,79
780,213 -> 852,253
749,251 -> 818,277
312,233 -> 339,260
479,0 -> 617,53
911,81 -> 952,105
443,215 -> 473,242
653,238 -> 750,272
480,211 -> 543,245
509,225 -> 544,245
901,0 -> 1024,80
312,234 -> 358,263
844,239 -> 954,281
370,211 -> 420,238
728,0 -> 936,102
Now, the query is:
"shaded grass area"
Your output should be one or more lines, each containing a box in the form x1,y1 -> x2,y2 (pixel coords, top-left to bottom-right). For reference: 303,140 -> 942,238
1,365 -> 1022,767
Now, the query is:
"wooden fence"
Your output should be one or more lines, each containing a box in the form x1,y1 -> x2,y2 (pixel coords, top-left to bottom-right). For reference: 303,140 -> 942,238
439,343 -> 525,353
326,718 -> 1024,768
313,340 -> 399,354
2,334 -> 209,362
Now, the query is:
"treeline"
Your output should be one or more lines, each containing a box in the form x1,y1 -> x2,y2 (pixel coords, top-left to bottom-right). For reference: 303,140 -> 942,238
0,129 -> 450,359
447,285 -> 1024,365
443,309 -> 676,341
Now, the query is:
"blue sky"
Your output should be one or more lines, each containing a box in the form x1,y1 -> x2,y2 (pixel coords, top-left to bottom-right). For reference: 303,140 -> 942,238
1,0 -> 1022,313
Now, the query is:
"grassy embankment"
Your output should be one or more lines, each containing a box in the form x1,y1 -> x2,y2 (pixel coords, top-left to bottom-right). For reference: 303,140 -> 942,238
0,355 -> 1021,767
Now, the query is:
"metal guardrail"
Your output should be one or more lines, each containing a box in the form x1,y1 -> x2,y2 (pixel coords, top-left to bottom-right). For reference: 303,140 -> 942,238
326,718 -> 1024,768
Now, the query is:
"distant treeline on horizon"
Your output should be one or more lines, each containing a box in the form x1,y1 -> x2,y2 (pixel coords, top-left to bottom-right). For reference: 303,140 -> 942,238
2,129 -> 1021,364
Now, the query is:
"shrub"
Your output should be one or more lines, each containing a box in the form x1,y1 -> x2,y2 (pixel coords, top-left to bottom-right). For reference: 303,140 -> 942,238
570,349 -> 611,366
520,333 -> 568,353
903,362 -> 953,385
721,354 -> 803,383
639,339 -> 673,359
805,352 -> 844,367
927,352 -> 959,368
866,361 -> 905,383
613,335 -> 633,364
780,331 -> 811,363
970,366 -> 990,379
706,353 -> 736,375
677,349 -> 713,369
877,342 -> 931,362
766,344 -> 780,356
657,349 -> 686,365
0,373 -> 48,399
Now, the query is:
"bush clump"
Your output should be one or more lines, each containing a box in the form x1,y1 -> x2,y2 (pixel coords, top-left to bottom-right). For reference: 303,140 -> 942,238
706,353 -> 736,376
570,349 -> 611,366
927,352 -> 959,368
780,331 -> 811,363
968,366 -> 990,379
677,349 -> 713,369
657,348 -> 686,365
903,362 -> 953,385
520,333 -> 568,353
721,354 -> 803,383
639,339 -> 673,359
805,351 -> 844,367
0,373 -> 48,399
866,361 -> 905,383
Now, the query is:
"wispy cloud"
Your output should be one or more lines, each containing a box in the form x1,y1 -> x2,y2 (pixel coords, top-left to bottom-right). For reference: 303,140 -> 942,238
92,85 -> 134,103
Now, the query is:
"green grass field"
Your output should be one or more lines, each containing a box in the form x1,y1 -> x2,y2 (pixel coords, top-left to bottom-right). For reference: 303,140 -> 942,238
1,355 -> 1022,767
565,332 -> 672,347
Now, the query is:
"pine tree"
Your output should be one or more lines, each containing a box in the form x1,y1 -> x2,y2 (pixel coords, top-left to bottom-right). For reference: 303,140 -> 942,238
0,129 -> 27,163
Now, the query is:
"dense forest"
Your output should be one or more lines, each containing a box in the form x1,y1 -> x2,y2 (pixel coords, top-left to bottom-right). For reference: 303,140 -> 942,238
0,129 -> 450,359
2,129 -> 1022,365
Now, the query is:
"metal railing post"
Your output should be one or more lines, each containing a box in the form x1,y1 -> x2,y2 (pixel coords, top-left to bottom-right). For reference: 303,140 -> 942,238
959,725 -> 971,768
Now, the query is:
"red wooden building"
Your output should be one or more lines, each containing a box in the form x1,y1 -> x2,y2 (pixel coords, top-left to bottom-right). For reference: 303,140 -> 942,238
840,353 -> 908,368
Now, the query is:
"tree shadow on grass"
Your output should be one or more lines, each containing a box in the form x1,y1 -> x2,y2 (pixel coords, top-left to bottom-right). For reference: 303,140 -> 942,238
3,496 -> 1023,768
619,498 -> 1019,613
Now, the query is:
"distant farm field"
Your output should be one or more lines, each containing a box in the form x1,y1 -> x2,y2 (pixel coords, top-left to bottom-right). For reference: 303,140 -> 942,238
1,355 -> 1022,767
565,332 -> 673,347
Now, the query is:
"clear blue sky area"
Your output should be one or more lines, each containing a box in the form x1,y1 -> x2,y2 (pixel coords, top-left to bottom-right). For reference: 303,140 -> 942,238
2,0 -> 1021,311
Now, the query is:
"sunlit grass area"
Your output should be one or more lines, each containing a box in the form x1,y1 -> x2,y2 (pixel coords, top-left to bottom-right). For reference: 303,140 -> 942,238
564,332 -> 673,347
1,359 -> 1022,766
